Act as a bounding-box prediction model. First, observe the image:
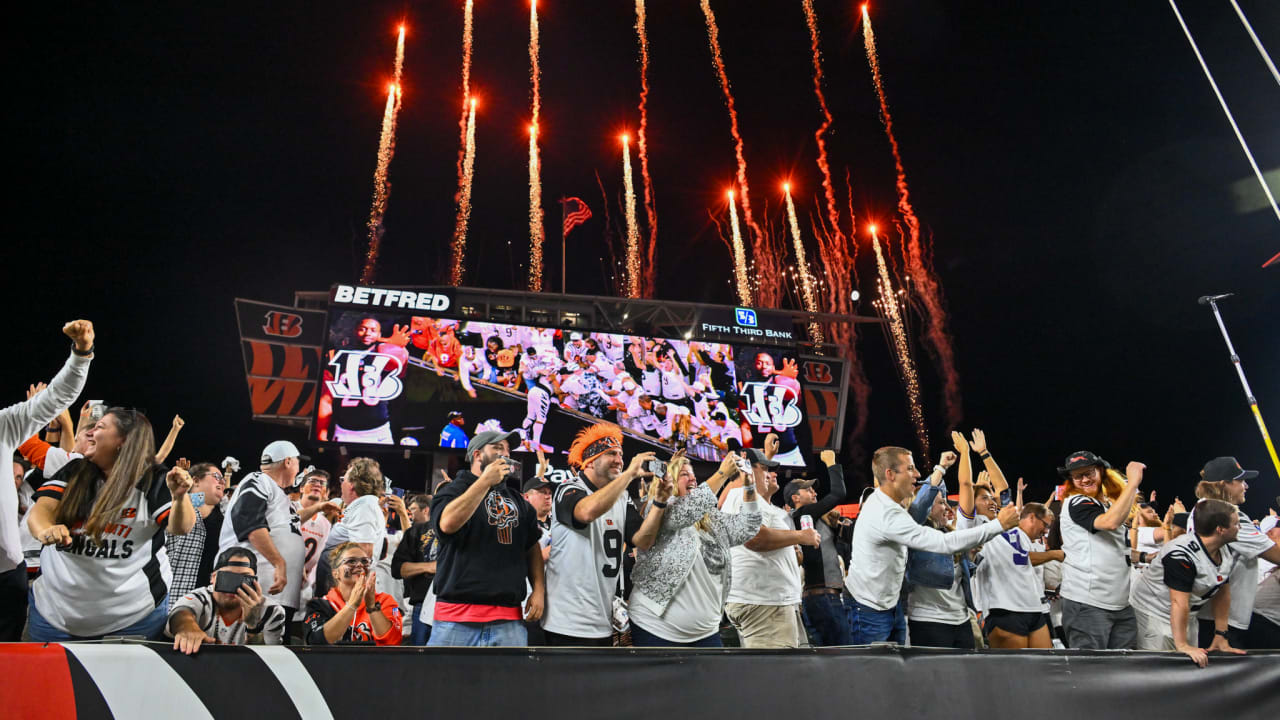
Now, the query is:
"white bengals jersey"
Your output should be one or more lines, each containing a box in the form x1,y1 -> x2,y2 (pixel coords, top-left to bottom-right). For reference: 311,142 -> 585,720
593,333 -> 625,361
541,474 -> 633,639
1130,533 -> 1235,622
1188,508 -> 1276,628
32,462 -> 175,637
297,507 -> 332,612
1059,494 -> 1131,611
974,527 -> 1044,613
219,472 -> 305,608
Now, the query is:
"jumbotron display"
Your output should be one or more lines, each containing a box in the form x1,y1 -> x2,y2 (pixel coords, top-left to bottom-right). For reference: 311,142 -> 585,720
315,306 -> 810,467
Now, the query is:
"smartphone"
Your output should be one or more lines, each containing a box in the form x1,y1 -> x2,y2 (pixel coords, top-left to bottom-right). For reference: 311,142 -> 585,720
735,457 -> 752,476
214,572 -> 257,594
87,400 -> 105,421
645,459 -> 665,478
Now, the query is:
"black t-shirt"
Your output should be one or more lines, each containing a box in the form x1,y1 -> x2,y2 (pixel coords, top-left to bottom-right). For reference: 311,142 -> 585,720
430,469 -> 539,607
195,506 -> 224,585
1068,496 -> 1106,533
392,521 -> 435,604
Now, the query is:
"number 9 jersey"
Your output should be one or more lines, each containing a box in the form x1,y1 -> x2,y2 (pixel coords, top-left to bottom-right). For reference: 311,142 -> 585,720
541,474 -> 643,640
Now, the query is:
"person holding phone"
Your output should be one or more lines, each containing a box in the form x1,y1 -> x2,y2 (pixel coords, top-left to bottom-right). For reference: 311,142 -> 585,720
167,547 -> 286,654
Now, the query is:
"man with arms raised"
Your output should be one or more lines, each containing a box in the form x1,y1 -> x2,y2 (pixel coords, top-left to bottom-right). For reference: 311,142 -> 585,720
541,424 -> 661,645
429,430 -> 543,646
846,445 -> 1018,644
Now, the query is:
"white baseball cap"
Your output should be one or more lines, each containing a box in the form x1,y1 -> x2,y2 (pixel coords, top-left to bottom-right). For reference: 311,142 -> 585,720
261,440 -> 308,464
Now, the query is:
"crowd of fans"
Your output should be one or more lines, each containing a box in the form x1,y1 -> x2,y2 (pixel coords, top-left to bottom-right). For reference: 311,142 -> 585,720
3,320 -> 1279,668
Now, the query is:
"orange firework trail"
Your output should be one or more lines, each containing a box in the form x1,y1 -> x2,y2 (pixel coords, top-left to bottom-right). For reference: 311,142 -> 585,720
870,225 -> 928,459
634,0 -> 658,297
802,0 -> 853,258
527,0 -> 545,292
863,4 -> 962,428
621,134 -> 641,298
726,190 -> 751,306
783,184 -> 822,345
361,82 -> 403,285
450,99 -> 477,287
700,1 -> 772,302
393,24 -> 406,88
454,1 -> 475,206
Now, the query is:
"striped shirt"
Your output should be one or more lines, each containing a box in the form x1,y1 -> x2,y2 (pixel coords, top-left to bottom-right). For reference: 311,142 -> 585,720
166,586 -> 286,646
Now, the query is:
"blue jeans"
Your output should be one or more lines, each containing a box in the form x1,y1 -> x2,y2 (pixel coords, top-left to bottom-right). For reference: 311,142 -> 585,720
409,606 -> 432,645
847,597 -> 906,645
631,623 -> 723,648
803,592 -> 852,646
27,588 -> 169,642
427,619 -> 527,647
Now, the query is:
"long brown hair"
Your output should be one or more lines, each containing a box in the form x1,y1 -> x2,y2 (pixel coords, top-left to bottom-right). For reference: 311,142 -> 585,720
56,409 -> 158,542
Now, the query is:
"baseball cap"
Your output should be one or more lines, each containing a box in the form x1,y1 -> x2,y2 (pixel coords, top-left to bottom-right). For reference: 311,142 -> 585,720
782,478 -> 815,502
261,440 -> 309,465
744,447 -> 780,469
522,477 -> 552,493
1201,456 -> 1258,484
215,547 -> 257,572
1057,450 -> 1109,478
466,429 -> 521,461
570,331 -> 583,340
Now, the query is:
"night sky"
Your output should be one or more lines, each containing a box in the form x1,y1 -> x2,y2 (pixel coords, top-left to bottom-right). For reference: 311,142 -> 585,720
12,1 -> 1278,517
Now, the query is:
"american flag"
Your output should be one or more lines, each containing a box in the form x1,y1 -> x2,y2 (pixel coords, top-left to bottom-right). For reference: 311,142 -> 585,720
562,197 -> 592,236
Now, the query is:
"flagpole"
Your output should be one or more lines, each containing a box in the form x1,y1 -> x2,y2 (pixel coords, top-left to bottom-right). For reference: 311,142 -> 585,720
560,196 -> 567,294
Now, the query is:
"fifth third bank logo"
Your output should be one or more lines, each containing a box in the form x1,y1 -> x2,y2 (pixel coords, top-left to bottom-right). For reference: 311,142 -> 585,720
735,308 -> 758,327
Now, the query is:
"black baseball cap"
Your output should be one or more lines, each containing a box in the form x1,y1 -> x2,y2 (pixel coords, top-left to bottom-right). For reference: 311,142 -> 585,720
1201,456 -> 1258,484
1057,450 -> 1110,478
522,477 -> 553,494
745,447 -> 780,469
215,547 -> 258,572
1170,512 -> 1189,530
782,478 -> 815,502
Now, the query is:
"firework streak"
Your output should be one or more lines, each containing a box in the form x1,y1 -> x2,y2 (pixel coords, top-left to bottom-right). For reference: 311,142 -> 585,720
863,5 -> 961,428
449,1 -> 475,286
360,82 -> 403,284
699,0 -> 784,306
783,185 -> 822,345
634,0 -> 657,297
871,226 -> 928,459
621,135 -> 641,298
528,0 -> 546,292
450,99 -> 477,287
802,0 -> 852,255
724,191 -> 751,306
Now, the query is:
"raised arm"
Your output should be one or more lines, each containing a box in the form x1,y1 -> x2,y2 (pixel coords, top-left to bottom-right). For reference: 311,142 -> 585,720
154,415 -> 184,464
1,321 -> 94,445
573,453 -> 654,525
952,431 -> 974,517
1092,462 -> 1144,532
969,430 -> 1010,504
887,501 -> 1018,554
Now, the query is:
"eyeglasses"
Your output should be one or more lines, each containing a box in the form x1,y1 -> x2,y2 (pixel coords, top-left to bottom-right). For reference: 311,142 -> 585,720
340,557 -> 372,569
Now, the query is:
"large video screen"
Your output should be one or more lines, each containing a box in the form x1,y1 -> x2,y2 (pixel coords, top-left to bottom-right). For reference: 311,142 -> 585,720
315,311 -> 810,467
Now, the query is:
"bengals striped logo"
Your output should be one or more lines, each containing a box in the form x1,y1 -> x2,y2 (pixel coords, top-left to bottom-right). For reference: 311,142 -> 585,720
262,311 -> 304,338
803,360 -> 833,385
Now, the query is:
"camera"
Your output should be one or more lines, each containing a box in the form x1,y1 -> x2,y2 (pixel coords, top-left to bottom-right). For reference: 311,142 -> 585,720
214,572 -> 258,595
645,459 -> 665,478
504,458 -> 523,480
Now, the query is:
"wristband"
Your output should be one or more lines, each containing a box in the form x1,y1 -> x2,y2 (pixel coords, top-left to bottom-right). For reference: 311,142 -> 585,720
978,452 -> 991,461
71,343 -> 94,357
1214,629 -> 1229,638
369,601 -> 382,612
651,499 -> 668,509
933,464 -> 947,476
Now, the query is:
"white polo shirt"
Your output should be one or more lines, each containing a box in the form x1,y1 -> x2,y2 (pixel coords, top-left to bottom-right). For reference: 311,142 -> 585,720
723,487 -> 801,606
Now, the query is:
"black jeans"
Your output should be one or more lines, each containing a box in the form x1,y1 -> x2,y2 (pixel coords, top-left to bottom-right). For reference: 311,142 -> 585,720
543,630 -> 612,647
0,563 -> 27,642
908,619 -> 975,649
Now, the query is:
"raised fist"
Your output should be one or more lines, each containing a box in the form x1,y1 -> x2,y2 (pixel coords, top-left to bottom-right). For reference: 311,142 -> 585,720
63,320 -> 95,352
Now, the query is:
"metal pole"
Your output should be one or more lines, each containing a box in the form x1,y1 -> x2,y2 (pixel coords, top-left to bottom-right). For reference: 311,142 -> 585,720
1205,299 -> 1280,480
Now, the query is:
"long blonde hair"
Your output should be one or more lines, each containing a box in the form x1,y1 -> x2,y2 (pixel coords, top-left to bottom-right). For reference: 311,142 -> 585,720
1061,467 -> 1136,522
56,409 -> 158,542
647,455 -> 711,533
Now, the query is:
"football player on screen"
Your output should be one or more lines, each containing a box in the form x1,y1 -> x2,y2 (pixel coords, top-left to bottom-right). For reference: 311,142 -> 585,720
317,317 -> 409,444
